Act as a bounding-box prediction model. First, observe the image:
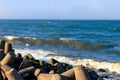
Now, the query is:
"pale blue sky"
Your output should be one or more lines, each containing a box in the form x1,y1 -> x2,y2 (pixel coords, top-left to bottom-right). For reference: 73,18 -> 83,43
0,0 -> 120,19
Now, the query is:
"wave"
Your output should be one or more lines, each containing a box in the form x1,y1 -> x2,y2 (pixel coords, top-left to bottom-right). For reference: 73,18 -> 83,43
4,36 -> 19,40
1,36 -> 104,51
14,48 -> 120,75
3,36 -> 37,40
53,57 -> 120,74
106,46 -> 120,54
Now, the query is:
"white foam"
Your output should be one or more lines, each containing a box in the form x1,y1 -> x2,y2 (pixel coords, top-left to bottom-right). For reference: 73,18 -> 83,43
15,48 -> 55,61
59,38 -> 74,41
14,48 -> 120,75
52,56 -> 120,74
25,43 -> 30,46
4,36 -> 19,40
23,37 -> 37,40
3,36 -> 37,41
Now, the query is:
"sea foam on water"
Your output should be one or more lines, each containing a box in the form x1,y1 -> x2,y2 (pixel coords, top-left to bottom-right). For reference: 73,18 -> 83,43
14,49 -> 120,80
15,49 -> 120,78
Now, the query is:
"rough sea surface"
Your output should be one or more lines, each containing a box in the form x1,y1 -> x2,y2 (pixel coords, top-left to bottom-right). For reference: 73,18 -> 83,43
0,20 -> 120,79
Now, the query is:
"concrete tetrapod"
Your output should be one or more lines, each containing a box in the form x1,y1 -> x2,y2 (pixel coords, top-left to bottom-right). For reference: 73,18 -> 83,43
1,52 -> 15,67
19,59 -> 32,70
37,74 -> 54,80
61,68 -> 75,80
1,65 -> 24,80
0,40 -> 5,49
34,69 -> 41,77
38,74 -> 68,80
18,66 -> 36,75
0,49 -> 5,61
4,42 -> 13,54
18,66 -> 36,79
74,66 -> 92,80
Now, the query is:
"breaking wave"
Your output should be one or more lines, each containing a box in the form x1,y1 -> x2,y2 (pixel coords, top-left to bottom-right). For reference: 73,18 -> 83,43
2,36 -> 106,51
15,48 -> 120,74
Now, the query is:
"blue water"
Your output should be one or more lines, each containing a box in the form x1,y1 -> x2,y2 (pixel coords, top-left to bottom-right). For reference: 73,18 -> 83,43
0,20 -> 120,40
0,20 -> 120,62
1,20 -> 120,79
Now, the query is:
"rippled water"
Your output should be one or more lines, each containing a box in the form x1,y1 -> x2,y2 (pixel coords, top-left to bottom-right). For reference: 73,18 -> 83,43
0,20 -> 120,79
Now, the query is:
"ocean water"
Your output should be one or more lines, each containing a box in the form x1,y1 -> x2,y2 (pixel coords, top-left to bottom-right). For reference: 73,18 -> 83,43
0,20 -> 120,79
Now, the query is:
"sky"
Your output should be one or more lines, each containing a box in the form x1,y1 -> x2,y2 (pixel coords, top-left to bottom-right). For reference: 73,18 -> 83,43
0,0 -> 120,19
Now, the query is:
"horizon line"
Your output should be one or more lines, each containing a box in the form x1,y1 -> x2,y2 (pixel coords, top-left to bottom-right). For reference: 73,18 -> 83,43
0,19 -> 120,20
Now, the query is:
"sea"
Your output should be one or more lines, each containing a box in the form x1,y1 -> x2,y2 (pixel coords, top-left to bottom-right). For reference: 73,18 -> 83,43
0,20 -> 120,79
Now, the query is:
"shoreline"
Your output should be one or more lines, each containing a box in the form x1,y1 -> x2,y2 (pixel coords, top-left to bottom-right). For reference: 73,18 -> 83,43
14,48 -> 120,80
0,39 -> 111,80
14,48 -> 120,74
0,39 -> 119,79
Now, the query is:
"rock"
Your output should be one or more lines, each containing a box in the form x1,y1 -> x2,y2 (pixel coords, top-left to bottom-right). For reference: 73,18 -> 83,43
98,69 -> 106,72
